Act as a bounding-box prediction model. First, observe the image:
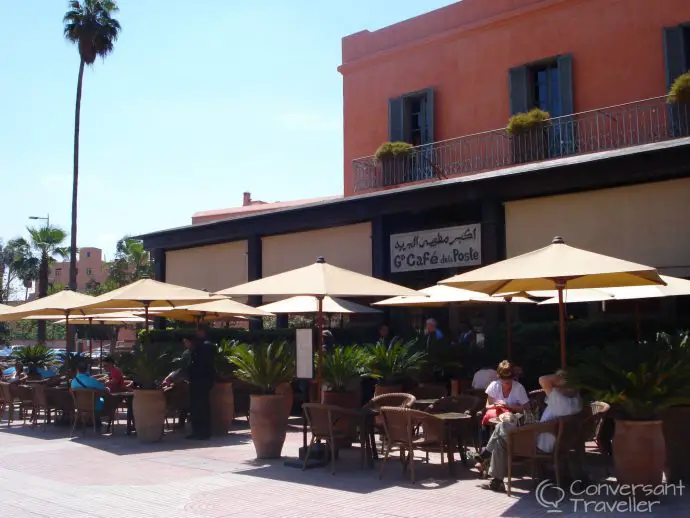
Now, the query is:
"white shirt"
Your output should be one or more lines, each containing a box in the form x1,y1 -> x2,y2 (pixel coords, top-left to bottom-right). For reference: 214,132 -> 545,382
472,368 -> 497,390
537,388 -> 582,452
485,379 -> 529,407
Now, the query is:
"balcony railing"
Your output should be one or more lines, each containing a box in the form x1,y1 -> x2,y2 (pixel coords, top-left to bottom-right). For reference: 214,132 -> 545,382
352,96 -> 690,192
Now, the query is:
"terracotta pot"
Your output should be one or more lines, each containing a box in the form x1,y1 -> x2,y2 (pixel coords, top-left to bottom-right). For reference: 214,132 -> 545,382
322,390 -> 358,408
275,382 -> 293,416
613,419 -> 666,486
662,406 -> 690,483
450,379 -> 461,396
132,389 -> 165,443
210,382 -> 234,436
249,394 -> 288,459
374,384 -> 403,397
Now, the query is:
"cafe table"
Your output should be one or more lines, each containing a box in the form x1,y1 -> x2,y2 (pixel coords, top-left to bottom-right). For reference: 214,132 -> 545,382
432,412 -> 472,474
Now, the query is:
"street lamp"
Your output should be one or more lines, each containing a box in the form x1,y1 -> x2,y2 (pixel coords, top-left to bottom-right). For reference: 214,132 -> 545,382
29,214 -> 50,227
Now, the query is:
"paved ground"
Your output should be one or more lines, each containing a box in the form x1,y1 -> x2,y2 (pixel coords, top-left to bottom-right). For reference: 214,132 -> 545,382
1,416 -> 688,518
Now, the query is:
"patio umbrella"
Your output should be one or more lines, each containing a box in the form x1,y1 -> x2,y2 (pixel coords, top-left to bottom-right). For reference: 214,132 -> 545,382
73,278 -> 224,330
216,257 -> 419,389
439,237 -> 664,367
259,295 -> 381,315
153,298 -> 273,326
537,275 -> 690,341
374,284 -> 535,359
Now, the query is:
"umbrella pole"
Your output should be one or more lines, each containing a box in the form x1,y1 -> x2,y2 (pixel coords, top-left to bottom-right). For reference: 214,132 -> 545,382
504,297 -> 513,361
635,300 -> 641,342
557,281 -> 567,369
88,317 -> 93,361
316,296 -> 324,399
144,303 -> 151,343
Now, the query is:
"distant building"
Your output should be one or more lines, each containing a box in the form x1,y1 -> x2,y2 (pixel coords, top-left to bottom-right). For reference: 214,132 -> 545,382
49,247 -> 109,292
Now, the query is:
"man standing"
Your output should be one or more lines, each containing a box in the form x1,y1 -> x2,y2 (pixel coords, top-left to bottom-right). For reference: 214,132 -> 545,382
187,328 -> 215,440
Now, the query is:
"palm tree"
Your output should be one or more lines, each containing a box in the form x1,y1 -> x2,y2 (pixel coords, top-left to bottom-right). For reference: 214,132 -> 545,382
63,1 -> 121,291
108,237 -> 152,286
0,238 -> 36,303
25,225 -> 69,342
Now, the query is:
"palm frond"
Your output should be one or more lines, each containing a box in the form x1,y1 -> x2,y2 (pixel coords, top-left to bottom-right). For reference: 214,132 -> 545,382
228,342 -> 295,394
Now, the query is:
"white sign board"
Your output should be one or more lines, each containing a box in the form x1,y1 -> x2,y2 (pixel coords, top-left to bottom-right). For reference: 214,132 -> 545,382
390,224 -> 482,273
295,328 -> 313,379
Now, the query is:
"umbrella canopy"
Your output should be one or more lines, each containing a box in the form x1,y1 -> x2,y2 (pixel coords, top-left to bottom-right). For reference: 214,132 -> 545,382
154,298 -> 272,323
46,311 -> 147,325
77,278 -> 223,312
374,284 -> 534,307
217,257 -> 419,298
0,303 -> 11,312
0,290 -> 97,321
259,295 -> 381,314
537,275 -> 690,304
440,237 -> 664,368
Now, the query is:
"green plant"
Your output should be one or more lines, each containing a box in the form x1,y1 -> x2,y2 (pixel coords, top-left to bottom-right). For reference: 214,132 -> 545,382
506,108 -> 550,135
667,72 -> 690,104
365,338 -> 427,385
125,343 -> 174,389
215,338 -> 237,382
11,345 -> 55,374
321,345 -> 368,392
228,342 -> 295,395
375,141 -> 413,160
569,331 -> 690,420
58,351 -> 91,376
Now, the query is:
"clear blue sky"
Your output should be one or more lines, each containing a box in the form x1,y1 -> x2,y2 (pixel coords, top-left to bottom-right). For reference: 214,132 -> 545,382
0,0 -> 454,258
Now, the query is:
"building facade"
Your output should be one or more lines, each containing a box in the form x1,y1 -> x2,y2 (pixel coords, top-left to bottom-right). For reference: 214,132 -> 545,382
138,0 -> 690,332
49,247 -> 109,293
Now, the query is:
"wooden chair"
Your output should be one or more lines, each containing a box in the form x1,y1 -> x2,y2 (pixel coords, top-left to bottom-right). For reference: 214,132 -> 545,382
9,384 -> 34,424
378,406 -> 449,483
302,403 -> 364,474
362,393 -> 416,453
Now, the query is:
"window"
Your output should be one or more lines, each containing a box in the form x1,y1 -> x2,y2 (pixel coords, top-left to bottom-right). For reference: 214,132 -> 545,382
86,268 -> 93,276
663,24 -> 690,89
388,88 -> 434,146
532,64 -> 561,117
85,251 -> 91,258
55,268 -> 61,277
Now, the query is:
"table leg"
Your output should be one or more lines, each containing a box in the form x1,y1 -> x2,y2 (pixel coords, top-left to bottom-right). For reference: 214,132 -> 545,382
126,398 -> 134,435
446,424 -> 456,476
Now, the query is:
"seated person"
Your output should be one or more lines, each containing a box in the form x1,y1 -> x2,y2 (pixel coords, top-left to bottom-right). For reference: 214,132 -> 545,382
480,360 -> 529,445
481,369 -> 582,492
3,362 -> 28,383
472,364 -> 498,390
70,363 -> 107,413
102,356 -> 129,392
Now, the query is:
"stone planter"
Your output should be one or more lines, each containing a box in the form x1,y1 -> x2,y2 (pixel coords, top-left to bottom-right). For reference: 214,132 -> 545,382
662,406 -> 690,483
249,394 -> 288,459
613,419 -> 666,486
511,127 -> 548,164
133,389 -> 165,443
379,154 -> 408,186
210,382 -> 234,436
322,390 -> 359,408
275,382 -> 293,417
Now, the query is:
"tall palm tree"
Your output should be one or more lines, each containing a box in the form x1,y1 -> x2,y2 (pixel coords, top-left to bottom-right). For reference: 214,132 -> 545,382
109,237 -> 152,286
63,1 -> 121,291
25,225 -> 69,343
0,238 -> 35,303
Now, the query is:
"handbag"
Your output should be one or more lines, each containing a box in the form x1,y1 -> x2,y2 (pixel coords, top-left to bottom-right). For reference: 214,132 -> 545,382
482,405 -> 509,426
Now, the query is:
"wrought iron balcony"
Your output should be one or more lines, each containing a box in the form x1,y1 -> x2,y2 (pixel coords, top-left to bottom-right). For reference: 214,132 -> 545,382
352,96 -> 690,192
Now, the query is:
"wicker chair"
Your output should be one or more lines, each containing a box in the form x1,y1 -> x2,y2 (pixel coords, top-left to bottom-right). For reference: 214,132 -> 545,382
70,388 -> 117,437
302,403 -> 364,474
31,384 -> 58,430
529,389 -> 547,416
9,384 -> 34,424
164,382 -> 190,430
428,395 -> 483,451
362,393 -> 416,453
0,381 -> 16,425
378,406 -> 449,483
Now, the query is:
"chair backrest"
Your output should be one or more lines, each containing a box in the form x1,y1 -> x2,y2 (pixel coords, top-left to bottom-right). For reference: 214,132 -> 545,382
0,381 -> 12,403
379,406 -> 433,445
529,389 -> 547,415
428,395 -> 482,414
364,393 -> 416,411
554,409 -> 590,455
71,388 -> 99,416
10,384 -> 33,402
411,384 -> 448,400
164,382 -> 190,410
32,384 -> 49,407
303,403 -> 350,437
586,401 -> 611,442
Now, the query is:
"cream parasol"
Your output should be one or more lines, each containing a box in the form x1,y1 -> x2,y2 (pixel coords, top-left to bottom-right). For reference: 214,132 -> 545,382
439,237 -> 664,367
259,296 -> 381,315
154,298 -> 273,325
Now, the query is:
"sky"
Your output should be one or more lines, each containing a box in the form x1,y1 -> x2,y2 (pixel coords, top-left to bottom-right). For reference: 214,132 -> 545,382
0,0 -> 455,259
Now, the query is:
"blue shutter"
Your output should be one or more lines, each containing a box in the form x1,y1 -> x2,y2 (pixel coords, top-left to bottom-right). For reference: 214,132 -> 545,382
388,97 -> 404,141
556,54 -> 576,156
663,27 -> 687,89
556,54 -> 574,115
422,88 -> 435,144
508,66 -> 530,115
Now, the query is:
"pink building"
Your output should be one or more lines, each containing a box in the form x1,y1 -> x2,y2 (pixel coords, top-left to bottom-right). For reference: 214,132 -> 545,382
49,247 -> 109,292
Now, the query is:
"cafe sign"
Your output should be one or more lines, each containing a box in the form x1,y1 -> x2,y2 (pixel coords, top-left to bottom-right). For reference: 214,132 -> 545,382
390,224 -> 481,273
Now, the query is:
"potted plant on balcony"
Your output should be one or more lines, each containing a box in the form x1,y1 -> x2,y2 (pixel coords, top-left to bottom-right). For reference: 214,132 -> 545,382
506,108 -> 550,164
321,344 -> 367,408
128,343 -> 173,443
667,72 -> 690,104
570,333 -> 690,485
365,338 -> 426,396
228,341 -> 295,459
375,141 -> 413,186
667,72 -> 690,137
211,338 -> 236,436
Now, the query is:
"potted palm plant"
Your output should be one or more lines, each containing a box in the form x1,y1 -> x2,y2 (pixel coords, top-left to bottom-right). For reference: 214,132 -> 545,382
12,345 -> 54,379
321,344 -> 367,408
211,339 -> 236,436
506,108 -> 550,164
375,141 -> 413,186
228,342 -> 295,459
58,351 -> 90,380
571,333 -> 690,485
366,338 -> 427,396
127,344 -> 173,443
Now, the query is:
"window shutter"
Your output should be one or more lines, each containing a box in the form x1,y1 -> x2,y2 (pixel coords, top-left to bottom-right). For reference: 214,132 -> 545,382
557,54 -> 574,115
388,97 -> 404,141
663,27 -> 687,89
421,88 -> 435,144
508,66 -> 530,115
